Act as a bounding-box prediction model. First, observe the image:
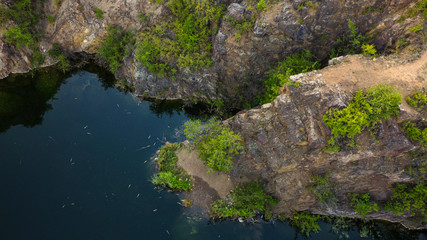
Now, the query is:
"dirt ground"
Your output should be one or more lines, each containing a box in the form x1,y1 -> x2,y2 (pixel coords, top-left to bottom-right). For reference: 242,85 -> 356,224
176,148 -> 234,210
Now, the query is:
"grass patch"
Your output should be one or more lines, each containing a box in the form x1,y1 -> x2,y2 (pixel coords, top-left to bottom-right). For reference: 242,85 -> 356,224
184,119 -> 242,173
97,26 -> 135,74
259,50 -> 320,104
323,84 -> 401,151
386,183 -> 427,221
210,181 -> 277,220
152,143 -> 192,191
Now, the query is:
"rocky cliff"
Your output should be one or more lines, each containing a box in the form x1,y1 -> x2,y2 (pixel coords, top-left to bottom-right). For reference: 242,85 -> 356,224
1,0 -> 427,230
0,0 -> 425,106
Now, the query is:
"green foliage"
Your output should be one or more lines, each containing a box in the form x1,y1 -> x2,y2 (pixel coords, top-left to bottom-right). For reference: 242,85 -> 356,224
260,50 -> 320,104
183,119 -> 203,143
4,25 -> 37,49
396,38 -> 408,53
1,0 -> 46,66
94,8 -> 103,19
386,183 -> 427,219
405,0 -> 427,20
152,143 -> 193,191
330,19 -> 372,58
139,12 -> 148,22
54,0 -> 62,7
310,173 -> 338,206
256,0 -> 266,11
349,193 -> 379,217
323,84 -> 401,151
136,0 -> 225,76
411,25 -> 424,33
210,181 -> 277,219
291,211 -> 322,237
97,26 -> 134,74
361,44 -> 377,57
48,43 -> 71,73
406,150 -> 427,184
407,90 -> 427,110
47,15 -> 55,23
403,120 -> 427,146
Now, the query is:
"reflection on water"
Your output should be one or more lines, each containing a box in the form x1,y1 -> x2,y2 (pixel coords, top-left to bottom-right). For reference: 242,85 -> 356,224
0,66 -> 425,240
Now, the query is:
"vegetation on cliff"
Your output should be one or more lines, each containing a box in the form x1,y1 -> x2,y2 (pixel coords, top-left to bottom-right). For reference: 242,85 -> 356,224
152,143 -> 193,191
184,119 -> 242,173
97,26 -> 135,74
210,181 -> 277,220
135,0 -> 225,76
323,84 -> 401,151
260,50 -> 320,104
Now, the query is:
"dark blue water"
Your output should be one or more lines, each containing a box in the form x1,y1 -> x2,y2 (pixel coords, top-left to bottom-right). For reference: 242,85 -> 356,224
0,67 -> 425,240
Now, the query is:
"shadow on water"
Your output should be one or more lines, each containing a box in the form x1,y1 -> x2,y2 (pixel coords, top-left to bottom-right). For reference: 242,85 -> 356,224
0,67 -> 70,133
0,63 -> 214,133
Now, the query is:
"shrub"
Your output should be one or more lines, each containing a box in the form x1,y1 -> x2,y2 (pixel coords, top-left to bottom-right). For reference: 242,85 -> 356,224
135,0 -> 225,76
260,50 -> 320,104
48,43 -> 71,73
407,90 -> 427,109
403,120 -> 427,146
184,119 -> 242,173
94,8 -> 103,19
4,25 -> 36,49
349,193 -> 379,217
152,143 -> 193,191
290,211 -> 322,236
210,181 -> 277,219
97,26 -> 134,74
361,44 -> 377,57
256,0 -> 266,11
323,84 -> 401,151
310,173 -> 338,206
385,183 -> 427,219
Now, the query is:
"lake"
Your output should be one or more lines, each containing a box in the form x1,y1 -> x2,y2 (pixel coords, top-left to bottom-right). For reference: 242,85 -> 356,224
0,66 -> 425,240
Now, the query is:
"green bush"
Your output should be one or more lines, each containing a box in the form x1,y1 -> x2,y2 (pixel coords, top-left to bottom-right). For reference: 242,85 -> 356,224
256,0 -> 266,11
406,91 -> 427,110
152,143 -> 193,191
349,193 -> 379,217
403,120 -> 427,146
94,8 -> 103,19
210,181 -> 277,219
260,50 -> 320,104
323,84 -> 401,151
97,26 -> 134,74
310,173 -> 338,206
48,43 -> 71,73
361,44 -> 377,57
386,183 -> 427,219
290,211 -> 322,237
135,0 -> 225,76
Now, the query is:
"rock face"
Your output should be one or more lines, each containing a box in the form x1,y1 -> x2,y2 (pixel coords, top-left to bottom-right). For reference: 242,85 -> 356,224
225,52 -> 427,228
0,0 -> 425,105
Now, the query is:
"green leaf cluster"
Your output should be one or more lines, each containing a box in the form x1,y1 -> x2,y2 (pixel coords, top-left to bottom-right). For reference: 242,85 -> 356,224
93,8 -> 103,19
406,90 -> 427,110
1,0 -> 45,67
48,43 -> 71,73
349,193 -> 379,217
97,26 -> 134,74
309,173 -> 338,206
152,143 -> 193,191
184,119 -> 242,173
290,211 -> 322,237
260,50 -> 320,104
386,183 -> 427,219
330,19 -> 376,58
210,181 -> 277,219
403,120 -> 427,146
135,0 -> 225,76
406,0 -> 427,20
323,84 -> 401,151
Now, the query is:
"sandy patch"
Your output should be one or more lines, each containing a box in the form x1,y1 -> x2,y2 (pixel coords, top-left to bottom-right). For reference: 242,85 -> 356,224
176,148 -> 234,199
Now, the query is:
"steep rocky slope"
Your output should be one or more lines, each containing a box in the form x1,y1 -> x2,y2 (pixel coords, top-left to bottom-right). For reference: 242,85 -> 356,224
0,0 -> 425,107
224,50 -> 427,229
